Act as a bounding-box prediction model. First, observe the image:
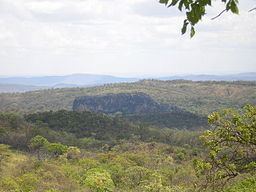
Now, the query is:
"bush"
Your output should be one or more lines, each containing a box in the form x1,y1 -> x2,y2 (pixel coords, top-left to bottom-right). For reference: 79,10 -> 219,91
225,177 -> 256,192
66,146 -> 81,160
124,166 -> 152,188
18,173 -> 39,192
46,143 -> 68,158
83,168 -> 115,192
0,177 -> 20,191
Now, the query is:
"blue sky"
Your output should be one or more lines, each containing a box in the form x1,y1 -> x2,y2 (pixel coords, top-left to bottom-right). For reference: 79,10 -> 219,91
0,0 -> 255,77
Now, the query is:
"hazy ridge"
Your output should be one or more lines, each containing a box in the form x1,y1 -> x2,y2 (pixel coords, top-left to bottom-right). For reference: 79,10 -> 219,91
0,72 -> 255,93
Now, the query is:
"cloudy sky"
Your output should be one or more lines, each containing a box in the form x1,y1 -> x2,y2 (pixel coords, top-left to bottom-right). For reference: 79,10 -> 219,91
0,0 -> 255,77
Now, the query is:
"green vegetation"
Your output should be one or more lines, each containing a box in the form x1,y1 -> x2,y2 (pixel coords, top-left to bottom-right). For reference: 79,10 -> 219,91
194,104 -> 256,191
127,111 -> 207,129
0,134 -> 206,192
25,110 -> 135,140
225,177 -> 256,192
0,104 -> 255,191
0,80 -> 255,191
0,110 -> 203,151
72,92 -> 207,129
0,80 -> 255,115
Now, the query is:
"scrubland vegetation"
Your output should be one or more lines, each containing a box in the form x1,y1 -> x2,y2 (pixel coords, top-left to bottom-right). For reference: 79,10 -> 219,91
0,80 -> 255,192
1,80 -> 255,114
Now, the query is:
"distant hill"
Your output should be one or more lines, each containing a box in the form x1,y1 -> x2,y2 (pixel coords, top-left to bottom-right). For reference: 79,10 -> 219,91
0,83 -> 47,93
73,92 -> 179,114
0,74 -> 138,87
0,80 -> 255,115
0,73 -> 255,93
159,72 -> 256,81
73,92 -> 207,129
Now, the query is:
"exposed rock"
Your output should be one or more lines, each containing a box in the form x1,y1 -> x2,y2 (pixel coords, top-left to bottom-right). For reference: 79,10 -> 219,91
72,92 -> 208,129
73,92 -> 179,115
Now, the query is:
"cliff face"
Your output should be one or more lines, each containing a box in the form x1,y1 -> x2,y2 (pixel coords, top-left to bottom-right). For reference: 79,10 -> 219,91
73,92 -> 178,114
72,92 -> 207,129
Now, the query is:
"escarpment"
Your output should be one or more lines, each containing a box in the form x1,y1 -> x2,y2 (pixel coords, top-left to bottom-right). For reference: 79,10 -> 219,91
73,92 -> 179,114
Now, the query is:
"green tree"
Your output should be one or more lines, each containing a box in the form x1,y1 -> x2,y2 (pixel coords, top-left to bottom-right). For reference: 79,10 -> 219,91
159,0 -> 241,37
194,104 -> 256,190
29,135 -> 49,160
46,143 -> 68,158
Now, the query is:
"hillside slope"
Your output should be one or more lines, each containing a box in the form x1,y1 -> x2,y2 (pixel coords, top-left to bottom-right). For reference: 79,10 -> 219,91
72,92 -> 207,129
0,80 -> 255,115
73,92 -> 179,114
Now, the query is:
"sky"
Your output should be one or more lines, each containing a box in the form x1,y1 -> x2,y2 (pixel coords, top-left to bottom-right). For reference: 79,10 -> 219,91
0,0 -> 256,77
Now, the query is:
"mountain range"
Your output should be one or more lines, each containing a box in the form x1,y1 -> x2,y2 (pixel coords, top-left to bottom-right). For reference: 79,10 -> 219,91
160,72 -> 256,81
0,74 -> 137,87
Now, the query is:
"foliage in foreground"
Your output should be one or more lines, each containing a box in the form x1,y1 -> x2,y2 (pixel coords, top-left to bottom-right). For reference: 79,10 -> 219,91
0,104 -> 255,191
194,104 -> 256,190
0,141 -> 200,192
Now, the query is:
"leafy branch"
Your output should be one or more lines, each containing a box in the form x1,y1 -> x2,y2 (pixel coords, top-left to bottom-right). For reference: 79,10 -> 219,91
159,0 -> 240,37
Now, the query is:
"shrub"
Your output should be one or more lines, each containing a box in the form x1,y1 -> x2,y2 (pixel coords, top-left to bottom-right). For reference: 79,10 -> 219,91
66,146 -> 81,160
225,177 -> 256,192
18,173 -> 39,192
46,143 -> 68,158
0,177 -> 20,191
83,168 -> 115,192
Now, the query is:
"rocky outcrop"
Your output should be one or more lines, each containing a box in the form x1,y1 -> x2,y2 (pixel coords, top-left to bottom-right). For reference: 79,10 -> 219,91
73,92 -> 179,115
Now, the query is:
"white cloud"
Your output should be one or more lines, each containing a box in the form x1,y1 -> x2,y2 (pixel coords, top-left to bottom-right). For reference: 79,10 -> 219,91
0,0 -> 255,76
26,1 -> 64,13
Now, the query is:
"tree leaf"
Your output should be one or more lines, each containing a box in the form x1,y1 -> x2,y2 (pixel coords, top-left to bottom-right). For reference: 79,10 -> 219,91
190,26 -> 195,38
230,1 -> 239,14
159,0 -> 169,5
181,20 -> 188,34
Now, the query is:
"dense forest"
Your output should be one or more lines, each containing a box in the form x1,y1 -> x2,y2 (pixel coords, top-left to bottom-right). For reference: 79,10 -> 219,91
0,80 -> 255,192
